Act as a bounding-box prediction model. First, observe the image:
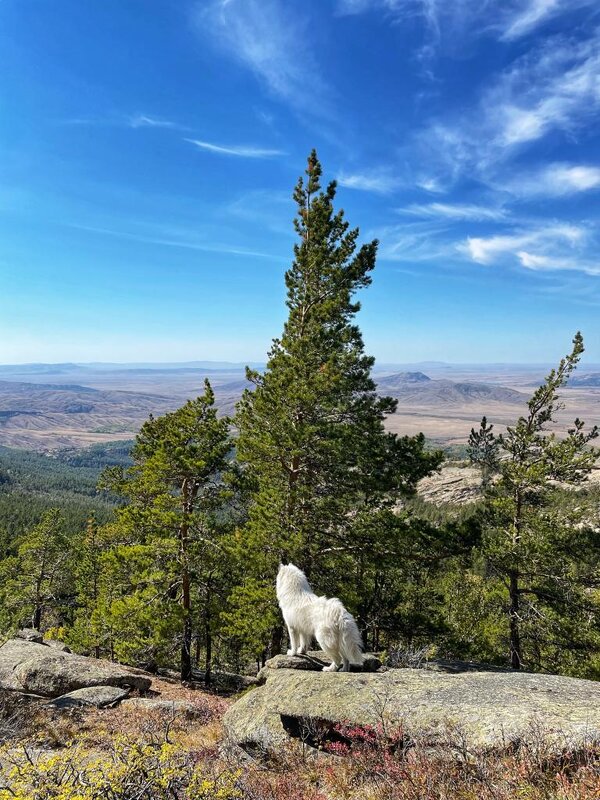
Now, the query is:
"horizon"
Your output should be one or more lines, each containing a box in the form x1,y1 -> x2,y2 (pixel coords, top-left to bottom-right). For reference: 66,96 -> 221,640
1,1 -> 599,363
2,358 -> 600,371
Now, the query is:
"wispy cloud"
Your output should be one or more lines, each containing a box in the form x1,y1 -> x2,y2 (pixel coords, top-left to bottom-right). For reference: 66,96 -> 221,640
61,113 -> 188,130
503,163 -> 600,197
458,223 -> 598,276
185,138 -> 284,158
337,1 -> 598,45
500,0 -> 598,41
415,176 -> 446,193
195,0 -> 330,114
337,169 -> 400,194
128,114 -> 184,130
399,202 -> 507,221
66,223 -> 280,259
373,221 -> 457,262
419,30 -> 600,184
516,251 -> 600,275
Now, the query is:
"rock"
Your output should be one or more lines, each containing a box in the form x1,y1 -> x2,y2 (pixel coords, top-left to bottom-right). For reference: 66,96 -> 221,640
224,667 -> 600,754
44,640 -> 72,653
45,685 -> 130,709
121,698 -> 206,719
417,465 -> 482,505
258,651 -> 381,683
0,639 -> 152,697
15,629 -> 44,643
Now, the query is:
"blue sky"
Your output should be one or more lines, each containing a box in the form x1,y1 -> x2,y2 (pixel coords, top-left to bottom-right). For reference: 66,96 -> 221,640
1,0 -> 599,364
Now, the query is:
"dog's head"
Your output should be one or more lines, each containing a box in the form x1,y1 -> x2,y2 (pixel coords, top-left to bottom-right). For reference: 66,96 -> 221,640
276,562 -> 310,596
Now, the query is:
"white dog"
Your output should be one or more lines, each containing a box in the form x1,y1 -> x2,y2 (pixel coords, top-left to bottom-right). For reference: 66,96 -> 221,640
276,563 -> 364,672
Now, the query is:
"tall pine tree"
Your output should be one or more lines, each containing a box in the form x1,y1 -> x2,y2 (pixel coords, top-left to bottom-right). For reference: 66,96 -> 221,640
99,381 -> 235,680
233,151 -> 441,644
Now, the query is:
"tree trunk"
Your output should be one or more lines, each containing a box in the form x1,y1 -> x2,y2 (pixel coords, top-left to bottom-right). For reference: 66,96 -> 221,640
179,480 -> 195,683
271,623 -> 284,657
204,622 -> 212,687
509,569 -> 522,670
181,568 -> 192,681
32,605 -> 42,631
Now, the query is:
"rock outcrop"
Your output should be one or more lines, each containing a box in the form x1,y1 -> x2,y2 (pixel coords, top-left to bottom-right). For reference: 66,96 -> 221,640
258,651 -> 382,683
224,667 -> 600,754
0,639 -> 151,697
45,685 -> 131,709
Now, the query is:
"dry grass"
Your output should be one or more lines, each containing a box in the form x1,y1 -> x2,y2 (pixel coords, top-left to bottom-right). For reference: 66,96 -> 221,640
2,684 -> 600,799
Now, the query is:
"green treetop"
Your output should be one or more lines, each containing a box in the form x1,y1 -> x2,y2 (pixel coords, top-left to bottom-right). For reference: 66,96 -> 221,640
481,332 -> 599,670
100,380 -> 234,680
234,151 -> 441,603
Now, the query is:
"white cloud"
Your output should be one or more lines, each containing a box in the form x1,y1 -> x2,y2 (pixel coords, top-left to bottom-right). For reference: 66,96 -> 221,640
373,221 -> 456,262
517,251 -> 600,276
460,223 -> 595,275
400,202 -> 507,221
337,169 -> 400,194
67,223 -> 280,259
420,31 -> 600,182
415,177 -> 445,193
62,114 -> 187,131
337,0 -> 598,44
128,115 -> 181,129
504,163 -> 600,197
185,138 -> 284,158
500,0 -> 597,41
195,0 -> 329,114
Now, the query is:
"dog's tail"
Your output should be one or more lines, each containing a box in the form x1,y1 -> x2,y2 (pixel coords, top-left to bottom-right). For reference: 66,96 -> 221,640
340,610 -> 365,665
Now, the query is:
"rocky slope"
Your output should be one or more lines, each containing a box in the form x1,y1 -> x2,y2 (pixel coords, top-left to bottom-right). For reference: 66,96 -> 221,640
224,657 -> 600,754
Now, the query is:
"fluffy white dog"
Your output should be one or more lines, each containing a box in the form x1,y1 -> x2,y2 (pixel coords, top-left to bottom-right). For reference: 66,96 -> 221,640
276,563 -> 364,672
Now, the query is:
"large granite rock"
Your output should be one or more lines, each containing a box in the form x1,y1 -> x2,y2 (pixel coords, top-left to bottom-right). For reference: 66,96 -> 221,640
224,667 -> 600,754
258,651 -> 382,683
0,639 -> 151,697
45,685 -> 130,709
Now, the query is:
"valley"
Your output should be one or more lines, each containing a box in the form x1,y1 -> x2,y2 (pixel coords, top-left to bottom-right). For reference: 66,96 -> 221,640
0,361 -> 599,451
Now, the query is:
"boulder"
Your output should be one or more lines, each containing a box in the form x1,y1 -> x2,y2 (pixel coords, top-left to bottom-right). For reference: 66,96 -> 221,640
15,629 -> 43,643
0,639 -> 152,697
258,651 -> 382,683
44,640 -> 72,653
224,667 -> 600,754
45,685 -> 130,709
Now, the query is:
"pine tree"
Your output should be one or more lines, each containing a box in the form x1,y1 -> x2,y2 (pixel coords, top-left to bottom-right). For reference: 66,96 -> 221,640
99,381 -> 235,680
481,333 -> 599,670
68,514 -> 105,657
1,509 -> 68,631
233,151 -> 441,647
468,416 -> 499,488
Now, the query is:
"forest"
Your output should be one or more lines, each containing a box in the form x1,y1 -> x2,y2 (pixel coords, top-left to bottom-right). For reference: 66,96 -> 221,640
1,152 -> 599,685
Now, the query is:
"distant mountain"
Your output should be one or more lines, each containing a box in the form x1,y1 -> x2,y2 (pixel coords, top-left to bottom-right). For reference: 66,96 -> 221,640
377,372 -> 432,389
0,361 -> 261,377
0,363 -> 87,375
568,374 -> 600,387
377,373 -> 527,405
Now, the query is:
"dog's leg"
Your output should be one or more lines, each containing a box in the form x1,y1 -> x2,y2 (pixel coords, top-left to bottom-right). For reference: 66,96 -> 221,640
287,627 -> 299,656
298,634 -> 310,655
321,646 -> 341,672
340,658 -> 350,672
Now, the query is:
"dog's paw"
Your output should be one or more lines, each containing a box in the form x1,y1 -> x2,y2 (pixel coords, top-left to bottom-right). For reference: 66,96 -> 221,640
287,649 -> 297,656
322,663 -> 338,672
